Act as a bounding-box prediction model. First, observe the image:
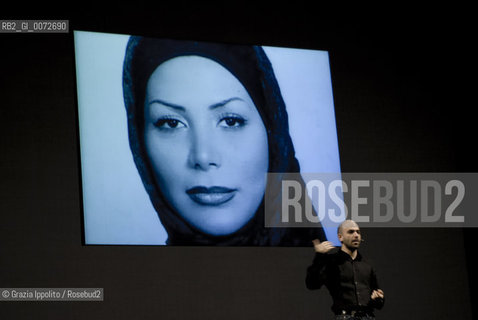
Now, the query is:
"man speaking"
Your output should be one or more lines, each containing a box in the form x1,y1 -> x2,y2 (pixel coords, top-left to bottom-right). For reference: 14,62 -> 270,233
306,220 -> 384,319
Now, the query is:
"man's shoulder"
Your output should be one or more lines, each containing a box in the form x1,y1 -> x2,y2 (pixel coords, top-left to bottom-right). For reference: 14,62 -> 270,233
320,248 -> 344,262
313,247 -> 341,261
356,252 -> 378,268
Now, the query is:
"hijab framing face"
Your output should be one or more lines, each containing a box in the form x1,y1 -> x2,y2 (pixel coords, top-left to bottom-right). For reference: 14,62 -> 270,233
123,36 -> 324,245
144,55 -> 269,237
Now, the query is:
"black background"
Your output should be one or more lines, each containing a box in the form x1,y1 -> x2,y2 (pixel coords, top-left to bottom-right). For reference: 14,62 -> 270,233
1,7 -> 475,319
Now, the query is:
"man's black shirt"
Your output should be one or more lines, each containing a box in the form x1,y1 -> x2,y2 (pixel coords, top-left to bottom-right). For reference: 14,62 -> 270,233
306,248 -> 384,315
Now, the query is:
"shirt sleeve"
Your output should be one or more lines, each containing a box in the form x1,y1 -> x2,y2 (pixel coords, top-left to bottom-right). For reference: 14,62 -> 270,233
305,252 -> 331,290
369,267 -> 385,309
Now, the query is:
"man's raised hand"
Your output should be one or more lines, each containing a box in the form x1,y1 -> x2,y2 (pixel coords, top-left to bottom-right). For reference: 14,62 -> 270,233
312,239 -> 335,253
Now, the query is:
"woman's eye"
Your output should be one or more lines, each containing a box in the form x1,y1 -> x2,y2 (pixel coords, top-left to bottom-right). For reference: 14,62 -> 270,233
154,118 -> 185,129
219,116 -> 246,128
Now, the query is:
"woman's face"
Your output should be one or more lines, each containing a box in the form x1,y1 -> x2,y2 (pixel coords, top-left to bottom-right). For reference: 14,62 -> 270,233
144,56 -> 269,236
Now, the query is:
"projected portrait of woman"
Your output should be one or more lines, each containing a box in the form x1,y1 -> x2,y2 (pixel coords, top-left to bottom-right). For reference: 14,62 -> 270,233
122,37 -> 326,245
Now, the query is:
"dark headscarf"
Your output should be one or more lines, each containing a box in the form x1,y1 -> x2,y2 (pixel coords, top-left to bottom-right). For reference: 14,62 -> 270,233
123,36 -> 325,245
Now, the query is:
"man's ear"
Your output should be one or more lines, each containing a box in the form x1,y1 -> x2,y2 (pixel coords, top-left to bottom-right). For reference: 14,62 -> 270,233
337,233 -> 343,242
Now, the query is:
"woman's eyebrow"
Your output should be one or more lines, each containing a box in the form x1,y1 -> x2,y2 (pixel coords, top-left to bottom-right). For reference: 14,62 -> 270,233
148,99 -> 185,112
209,97 -> 245,110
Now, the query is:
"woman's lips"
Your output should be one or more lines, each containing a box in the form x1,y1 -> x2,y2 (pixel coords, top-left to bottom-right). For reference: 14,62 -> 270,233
186,186 -> 237,206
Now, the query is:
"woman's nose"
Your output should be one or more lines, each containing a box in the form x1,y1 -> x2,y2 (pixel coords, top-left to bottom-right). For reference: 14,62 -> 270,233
187,128 -> 221,171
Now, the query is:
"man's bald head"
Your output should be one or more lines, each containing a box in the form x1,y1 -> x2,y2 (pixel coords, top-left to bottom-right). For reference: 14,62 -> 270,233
337,220 -> 361,251
337,220 -> 359,236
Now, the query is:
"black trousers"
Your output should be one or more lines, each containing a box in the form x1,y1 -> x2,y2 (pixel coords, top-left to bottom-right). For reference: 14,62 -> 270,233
334,315 -> 375,320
